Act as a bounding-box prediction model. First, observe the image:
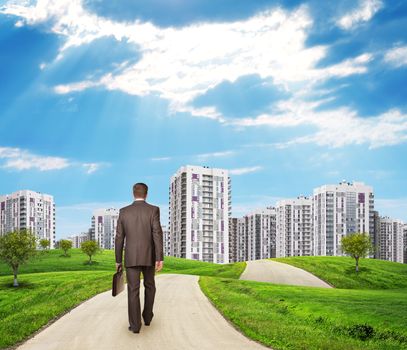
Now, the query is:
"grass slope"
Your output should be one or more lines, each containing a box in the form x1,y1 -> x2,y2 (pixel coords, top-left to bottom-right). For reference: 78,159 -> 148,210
0,248 -> 245,279
271,256 -> 407,289
199,276 -> 407,350
0,248 -> 245,349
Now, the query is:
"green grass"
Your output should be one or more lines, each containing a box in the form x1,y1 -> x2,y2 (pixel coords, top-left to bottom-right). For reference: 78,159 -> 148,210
0,248 -> 245,349
199,276 -> 407,350
0,248 -> 245,279
0,271 -> 113,349
271,256 -> 407,289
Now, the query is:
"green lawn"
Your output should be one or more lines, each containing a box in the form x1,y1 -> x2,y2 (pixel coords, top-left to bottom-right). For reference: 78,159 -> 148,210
0,271 -> 112,349
271,256 -> 407,289
0,248 -> 245,279
199,276 -> 407,350
0,248 -> 245,349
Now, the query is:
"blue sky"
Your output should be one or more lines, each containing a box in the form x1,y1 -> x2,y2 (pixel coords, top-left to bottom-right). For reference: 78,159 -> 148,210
0,0 -> 406,239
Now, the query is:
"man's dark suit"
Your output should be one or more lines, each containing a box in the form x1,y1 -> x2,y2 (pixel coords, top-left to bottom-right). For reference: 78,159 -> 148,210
115,199 -> 164,331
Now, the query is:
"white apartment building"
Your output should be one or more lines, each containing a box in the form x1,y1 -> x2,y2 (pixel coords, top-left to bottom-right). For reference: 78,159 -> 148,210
276,196 -> 312,257
169,165 -> 231,264
162,225 -> 170,257
404,224 -> 407,264
228,217 -> 239,263
0,189 -> 56,248
67,232 -> 90,248
379,217 -> 404,263
91,208 -> 119,249
312,181 -> 374,256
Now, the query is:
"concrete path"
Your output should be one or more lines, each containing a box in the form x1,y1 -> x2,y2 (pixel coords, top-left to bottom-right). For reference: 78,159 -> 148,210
240,259 -> 332,288
17,273 -> 270,350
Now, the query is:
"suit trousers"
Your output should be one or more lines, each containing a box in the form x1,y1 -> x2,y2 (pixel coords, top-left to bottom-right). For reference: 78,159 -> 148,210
126,265 -> 156,330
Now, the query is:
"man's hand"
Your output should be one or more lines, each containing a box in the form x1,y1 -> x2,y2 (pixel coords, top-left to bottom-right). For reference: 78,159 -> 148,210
155,260 -> 163,272
116,263 -> 122,272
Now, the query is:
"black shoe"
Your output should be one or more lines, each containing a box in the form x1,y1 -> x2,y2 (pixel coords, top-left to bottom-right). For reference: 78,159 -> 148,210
128,326 -> 140,333
143,312 -> 153,326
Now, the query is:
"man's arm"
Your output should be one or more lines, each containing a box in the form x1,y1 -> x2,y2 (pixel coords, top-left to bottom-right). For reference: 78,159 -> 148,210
115,210 -> 125,265
152,206 -> 164,262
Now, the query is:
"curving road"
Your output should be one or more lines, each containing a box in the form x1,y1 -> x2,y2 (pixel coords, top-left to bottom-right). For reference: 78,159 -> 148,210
17,273 -> 270,350
240,259 -> 332,288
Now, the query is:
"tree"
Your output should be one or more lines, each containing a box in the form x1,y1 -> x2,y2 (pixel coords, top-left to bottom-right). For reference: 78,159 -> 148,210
59,239 -> 73,257
39,239 -> 50,251
0,229 -> 38,287
81,240 -> 100,264
341,232 -> 374,272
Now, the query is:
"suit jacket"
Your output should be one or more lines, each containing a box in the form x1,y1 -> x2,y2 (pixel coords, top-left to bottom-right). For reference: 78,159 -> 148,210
115,200 -> 164,267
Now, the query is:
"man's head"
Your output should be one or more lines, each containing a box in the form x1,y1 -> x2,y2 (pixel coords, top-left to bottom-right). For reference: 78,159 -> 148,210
133,182 -> 148,199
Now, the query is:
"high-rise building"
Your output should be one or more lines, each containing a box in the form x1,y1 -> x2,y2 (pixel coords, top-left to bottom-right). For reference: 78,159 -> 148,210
378,217 -> 404,263
312,181 -> 374,256
91,208 -> 119,249
169,165 -> 231,264
67,232 -> 90,248
235,207 -> 276,261
372,210 -> 381,258
276,196 -> 312,257
228,217 -> 239,263
162,225 -> 170,257
403,224 -> 407,264
0,189 -> 56,248
237,217 -> 247,262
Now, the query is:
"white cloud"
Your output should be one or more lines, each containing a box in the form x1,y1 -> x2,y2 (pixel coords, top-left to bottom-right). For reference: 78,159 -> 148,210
151,156 -> 172,161
229,166 -> 263,175
0,146 -> 104,173
384,45 -> 407,68
82,162 -> 103,174
2,1 -> 372,113
2,1 -> 387,149
227,97 -> 407,149
337,0 -> 383,30
196,150 -> 235,160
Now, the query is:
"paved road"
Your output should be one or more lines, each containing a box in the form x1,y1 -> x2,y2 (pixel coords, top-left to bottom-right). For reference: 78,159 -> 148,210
17,273 -> 270,350
240,259 -> 332,288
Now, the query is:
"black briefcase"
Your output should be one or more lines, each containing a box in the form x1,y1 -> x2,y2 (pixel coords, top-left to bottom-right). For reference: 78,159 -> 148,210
112,266 -> 125,297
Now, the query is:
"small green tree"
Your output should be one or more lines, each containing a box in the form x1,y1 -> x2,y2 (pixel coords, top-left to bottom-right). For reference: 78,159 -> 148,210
60,239 -> 73,257
0,229 -> 38,287
341,232 -> 374,272
39,239 -> 50,251
81,240 -> 100,264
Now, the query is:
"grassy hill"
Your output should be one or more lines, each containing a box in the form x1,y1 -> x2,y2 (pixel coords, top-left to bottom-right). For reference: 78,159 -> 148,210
200,256 -> 407,350
271,256 -> 407,289
0,248 -> 245,349
0,248 -> 245,279
200,276 -> 407,350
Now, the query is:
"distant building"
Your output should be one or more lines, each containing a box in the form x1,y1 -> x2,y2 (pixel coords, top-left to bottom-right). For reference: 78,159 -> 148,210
312,181 -> 374,256
67,232 -> 90,248
169,165 -> 231,264
237,207 -> 276,261
162,225 -> 170,257
276,196 -> 312,257
378,216 -> 404,263
0,189 -> 56,248
404,224 -> 407,264
91,208 -> 119,249
228,217 -> 239,263
237,217 -> 247,262
372,210 -> 381,258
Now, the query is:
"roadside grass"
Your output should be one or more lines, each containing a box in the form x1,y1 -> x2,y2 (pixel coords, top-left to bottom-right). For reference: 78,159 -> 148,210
0,271 -> 112,349
0,248 -> 245,279
199,276 -> 407,350
271,256 -> 407,289
0,248 -> 245,349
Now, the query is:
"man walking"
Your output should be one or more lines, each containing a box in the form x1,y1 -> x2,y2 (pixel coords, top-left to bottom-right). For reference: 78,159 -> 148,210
115,183 -> 164,333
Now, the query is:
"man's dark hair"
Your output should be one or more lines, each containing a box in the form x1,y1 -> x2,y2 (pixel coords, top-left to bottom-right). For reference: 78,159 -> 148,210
133,183 -> 148,198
